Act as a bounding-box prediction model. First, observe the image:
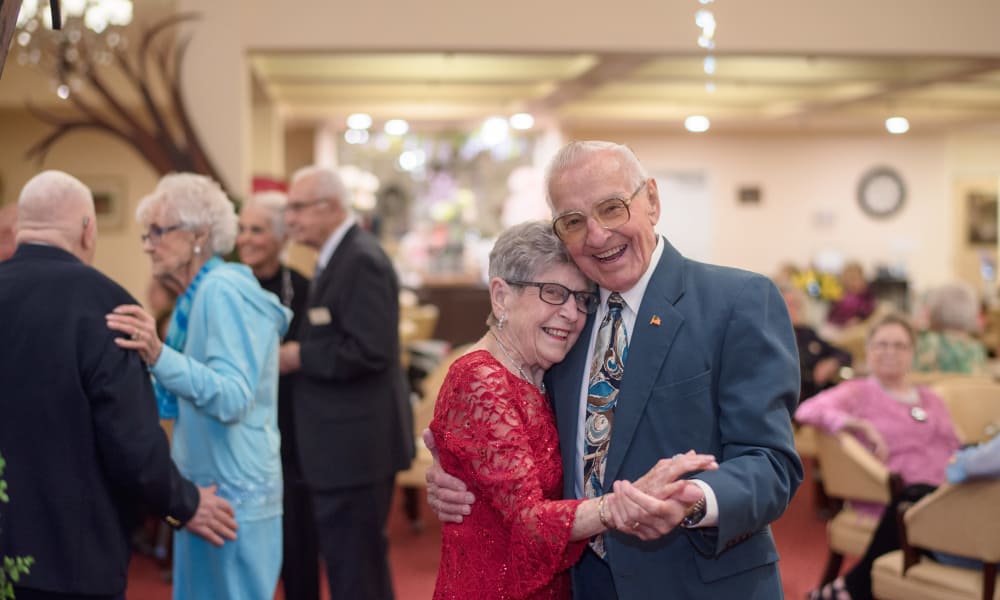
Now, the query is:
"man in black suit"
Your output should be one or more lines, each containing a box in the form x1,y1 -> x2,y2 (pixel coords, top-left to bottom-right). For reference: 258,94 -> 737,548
281,165 -> 414,600
0,170 -> 238,600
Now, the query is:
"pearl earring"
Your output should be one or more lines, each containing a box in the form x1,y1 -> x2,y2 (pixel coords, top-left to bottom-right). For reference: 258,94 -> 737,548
194,246 -> 201,255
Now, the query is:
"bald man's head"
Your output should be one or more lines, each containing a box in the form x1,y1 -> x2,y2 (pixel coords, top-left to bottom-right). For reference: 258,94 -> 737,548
17,171 -> 98,264
0,203 -> 16,261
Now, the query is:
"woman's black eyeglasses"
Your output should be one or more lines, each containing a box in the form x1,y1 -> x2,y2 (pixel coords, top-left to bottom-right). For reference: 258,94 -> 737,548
507,280 -> 599,314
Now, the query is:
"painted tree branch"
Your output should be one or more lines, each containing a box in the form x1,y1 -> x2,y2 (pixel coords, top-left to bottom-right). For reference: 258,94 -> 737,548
24,13 -> 231,193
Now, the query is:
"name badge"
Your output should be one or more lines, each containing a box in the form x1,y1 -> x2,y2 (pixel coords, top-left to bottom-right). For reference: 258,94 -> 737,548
308,307 -> 332,325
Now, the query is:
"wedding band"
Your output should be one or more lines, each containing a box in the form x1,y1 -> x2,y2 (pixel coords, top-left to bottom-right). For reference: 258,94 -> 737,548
672,453 -> 683,460
131,329 -> 139,341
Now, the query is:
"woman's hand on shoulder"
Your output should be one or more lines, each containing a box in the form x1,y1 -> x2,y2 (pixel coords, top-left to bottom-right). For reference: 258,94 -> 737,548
106,304 -> 163,365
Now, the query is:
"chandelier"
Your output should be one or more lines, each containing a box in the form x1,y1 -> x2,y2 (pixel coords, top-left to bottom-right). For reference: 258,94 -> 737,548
14,0 -> 133,96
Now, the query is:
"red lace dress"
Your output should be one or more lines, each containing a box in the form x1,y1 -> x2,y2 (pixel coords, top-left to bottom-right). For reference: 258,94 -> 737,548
430,350 -> 586,600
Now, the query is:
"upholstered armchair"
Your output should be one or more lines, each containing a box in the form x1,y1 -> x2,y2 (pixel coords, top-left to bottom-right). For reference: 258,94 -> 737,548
931,378 -> 1000,445
814,429 -> 903,586
871,478 -> 1000,600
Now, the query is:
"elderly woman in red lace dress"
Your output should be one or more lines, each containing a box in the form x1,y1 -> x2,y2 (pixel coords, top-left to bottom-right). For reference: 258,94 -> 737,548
429,221 -> 716,599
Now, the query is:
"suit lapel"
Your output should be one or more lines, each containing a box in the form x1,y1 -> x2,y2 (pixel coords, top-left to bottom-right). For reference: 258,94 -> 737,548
602,240 -> 688,488
309,224 -> 357,303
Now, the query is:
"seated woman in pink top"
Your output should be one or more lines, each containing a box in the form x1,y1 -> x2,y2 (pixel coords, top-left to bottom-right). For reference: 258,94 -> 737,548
796,313 -> 961,600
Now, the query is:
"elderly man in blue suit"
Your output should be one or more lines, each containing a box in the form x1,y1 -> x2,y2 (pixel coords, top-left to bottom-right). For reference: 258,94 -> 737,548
428,141 -> 802,599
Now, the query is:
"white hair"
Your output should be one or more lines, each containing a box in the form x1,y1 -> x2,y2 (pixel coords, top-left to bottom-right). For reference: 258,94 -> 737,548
136,173 -> 238,256
543,141 -> 648,210
290,165 -> 353,213
19,170 -> 93,219
243,190 -> 288,238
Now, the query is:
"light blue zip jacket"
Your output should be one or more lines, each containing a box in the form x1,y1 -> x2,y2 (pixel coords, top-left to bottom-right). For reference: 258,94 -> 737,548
152,263 -> 291,521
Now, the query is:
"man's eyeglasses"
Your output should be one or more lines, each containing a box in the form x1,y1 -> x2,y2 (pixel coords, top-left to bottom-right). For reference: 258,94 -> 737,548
507,280 -> 599,314
283,198 -> 327,214
141,223 -> 185,245
552,180 -> 648,244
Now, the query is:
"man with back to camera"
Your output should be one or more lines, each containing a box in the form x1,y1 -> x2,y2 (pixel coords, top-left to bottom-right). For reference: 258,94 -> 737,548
281,164 -> 414,600
427,141 -> 802,599
0,170 -> 237,600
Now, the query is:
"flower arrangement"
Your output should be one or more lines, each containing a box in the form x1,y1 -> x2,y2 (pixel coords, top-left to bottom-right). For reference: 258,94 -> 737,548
0,453 -> 33,600
793,268 -> 843,302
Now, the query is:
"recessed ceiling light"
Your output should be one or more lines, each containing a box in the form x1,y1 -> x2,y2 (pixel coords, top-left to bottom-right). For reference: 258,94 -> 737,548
509,113 -> 534,130
346,113 -> 372,130
685,115 -> 711,133
885,116 -> 910,134
344,128 -> 369,144
384,119 -> 409,136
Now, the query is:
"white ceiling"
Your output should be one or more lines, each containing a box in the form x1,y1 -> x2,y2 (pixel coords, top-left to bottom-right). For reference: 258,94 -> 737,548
249,51 -> 1000,135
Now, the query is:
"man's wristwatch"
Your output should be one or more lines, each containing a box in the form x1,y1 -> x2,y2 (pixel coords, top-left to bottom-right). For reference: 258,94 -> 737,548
681,497 -> 707,528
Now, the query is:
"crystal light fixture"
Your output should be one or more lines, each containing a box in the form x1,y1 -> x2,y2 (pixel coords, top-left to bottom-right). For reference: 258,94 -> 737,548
14,0 -> 134,95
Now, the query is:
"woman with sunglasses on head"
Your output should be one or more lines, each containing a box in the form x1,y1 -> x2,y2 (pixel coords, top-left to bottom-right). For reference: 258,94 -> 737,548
796,313 -> 961,600
429,221 -> 717,599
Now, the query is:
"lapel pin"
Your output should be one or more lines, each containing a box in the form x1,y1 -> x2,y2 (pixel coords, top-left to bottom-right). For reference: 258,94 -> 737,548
650,315 -> 661,326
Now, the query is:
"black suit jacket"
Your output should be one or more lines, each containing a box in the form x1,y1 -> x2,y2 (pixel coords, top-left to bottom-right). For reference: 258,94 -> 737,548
292,225 -> 414,490
0,244 -> 198,596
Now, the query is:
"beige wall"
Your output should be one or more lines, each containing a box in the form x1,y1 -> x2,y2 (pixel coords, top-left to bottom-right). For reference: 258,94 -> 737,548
572,127 -> 1000,294
0,108 -> 159,302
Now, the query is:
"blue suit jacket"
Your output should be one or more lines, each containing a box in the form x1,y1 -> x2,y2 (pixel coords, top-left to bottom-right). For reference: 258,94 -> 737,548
548,239 -> 802,599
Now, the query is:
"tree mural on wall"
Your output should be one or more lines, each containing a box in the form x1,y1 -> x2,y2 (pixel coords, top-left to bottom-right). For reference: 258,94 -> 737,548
24,13 -> 230,193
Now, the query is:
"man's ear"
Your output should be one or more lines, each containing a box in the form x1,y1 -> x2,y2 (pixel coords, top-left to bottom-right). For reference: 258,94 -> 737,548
645,178 -> 661,224
81,215 -> 97,250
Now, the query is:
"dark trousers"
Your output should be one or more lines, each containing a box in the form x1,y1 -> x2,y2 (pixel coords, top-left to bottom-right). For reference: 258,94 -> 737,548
281,475 -> 320,600
312,477 -> 396,600
843,483 -> 937,600
573,545 -> 619,600
12,590 -> 125,600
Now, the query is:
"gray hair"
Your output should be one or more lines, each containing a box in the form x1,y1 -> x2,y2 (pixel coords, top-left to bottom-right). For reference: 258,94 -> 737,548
136,173 -> 237,256
926,283 -> 980,332
290,165 -> 353,213
543,141 -> 648,210
487,221 -> 589,325
243,190 -> 288,239
867,313 -> 917,346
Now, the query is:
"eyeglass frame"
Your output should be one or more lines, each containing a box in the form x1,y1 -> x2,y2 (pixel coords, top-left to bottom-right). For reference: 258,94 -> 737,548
283,197 -> 328,214
551,179 -> 649,244
867,340 -> 914,353
140,223 -> 186,245
506,280 -> 600,314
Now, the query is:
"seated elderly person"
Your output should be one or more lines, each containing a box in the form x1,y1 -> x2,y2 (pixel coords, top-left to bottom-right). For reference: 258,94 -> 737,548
914,283 -> 987,374
797,314 -> 963,600
781,285 -> 852,403
826,261 -> 877,328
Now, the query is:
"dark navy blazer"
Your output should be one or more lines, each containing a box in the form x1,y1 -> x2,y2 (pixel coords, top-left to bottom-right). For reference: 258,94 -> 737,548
548,239 -> 802,599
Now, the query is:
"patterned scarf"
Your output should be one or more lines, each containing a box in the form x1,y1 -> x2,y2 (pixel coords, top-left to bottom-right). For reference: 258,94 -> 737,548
155,256 -> 223,419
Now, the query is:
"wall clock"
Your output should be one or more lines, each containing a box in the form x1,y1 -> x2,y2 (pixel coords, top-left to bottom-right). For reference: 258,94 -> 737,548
857,166 -> 906,218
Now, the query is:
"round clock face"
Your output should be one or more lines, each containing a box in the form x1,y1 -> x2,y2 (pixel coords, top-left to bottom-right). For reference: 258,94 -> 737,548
858,167 -> 906,218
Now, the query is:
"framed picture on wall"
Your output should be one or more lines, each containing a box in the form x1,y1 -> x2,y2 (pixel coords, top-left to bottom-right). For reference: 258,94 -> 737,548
967,190 -> 998,245
81,176 -> 127,231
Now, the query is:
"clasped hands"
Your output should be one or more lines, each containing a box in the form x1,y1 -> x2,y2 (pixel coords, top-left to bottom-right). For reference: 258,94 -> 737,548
423,430 -> 718,542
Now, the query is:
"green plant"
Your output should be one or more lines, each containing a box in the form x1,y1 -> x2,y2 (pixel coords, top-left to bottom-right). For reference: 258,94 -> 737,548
0,453 -> 34,600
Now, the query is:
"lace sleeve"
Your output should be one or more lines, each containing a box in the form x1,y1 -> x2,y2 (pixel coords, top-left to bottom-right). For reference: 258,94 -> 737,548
432,356 -> 585,597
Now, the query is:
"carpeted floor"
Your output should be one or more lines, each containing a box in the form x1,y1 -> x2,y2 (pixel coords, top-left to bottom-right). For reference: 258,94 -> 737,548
126,458 -> 833,599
